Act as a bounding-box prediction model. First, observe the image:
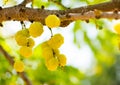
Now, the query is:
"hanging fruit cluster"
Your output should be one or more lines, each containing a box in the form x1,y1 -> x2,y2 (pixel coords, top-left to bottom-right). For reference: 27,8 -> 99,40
13,14 -> 67,72
15,22 -> 43,58
41,34 -> 66,71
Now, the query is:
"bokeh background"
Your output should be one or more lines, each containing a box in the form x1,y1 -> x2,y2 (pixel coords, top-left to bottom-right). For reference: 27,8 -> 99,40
1,0 -> 120,85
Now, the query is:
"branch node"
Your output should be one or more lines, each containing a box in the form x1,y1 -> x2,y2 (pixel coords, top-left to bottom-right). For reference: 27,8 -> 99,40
66,14 -> 71,18
0,7 -> 2,10
113,8 -> 119,14
94,9 -> 102,19
19,8 -> 26,13
85,20 -> 89,23
41,5 -> 45,9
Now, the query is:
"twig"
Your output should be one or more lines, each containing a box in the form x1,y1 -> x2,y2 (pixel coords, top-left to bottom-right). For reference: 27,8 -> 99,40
0,45 -> 32,85
0,0 -> 119,26
0,45 -> 14,65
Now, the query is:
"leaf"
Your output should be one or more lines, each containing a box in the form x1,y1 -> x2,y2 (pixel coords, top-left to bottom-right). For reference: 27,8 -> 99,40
33,44 -> 42,58
86,0 -> 110,5
32,0 -> 49,8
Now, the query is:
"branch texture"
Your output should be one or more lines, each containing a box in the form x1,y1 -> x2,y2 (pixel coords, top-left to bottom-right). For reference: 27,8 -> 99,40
0,45 -> 32,85
0,1 -> 120,26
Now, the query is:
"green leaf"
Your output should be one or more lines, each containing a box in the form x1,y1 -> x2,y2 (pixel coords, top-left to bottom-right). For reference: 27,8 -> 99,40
32,0 -> 49,8
33,44 -> 42,58
86,0 -> 110,5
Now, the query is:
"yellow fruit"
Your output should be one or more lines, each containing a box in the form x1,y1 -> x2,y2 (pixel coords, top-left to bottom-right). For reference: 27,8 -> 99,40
42,47 -> 53,60
29,22 -> 43,37
45,15 -> 60,28
57,54 -> 66,66
27,38 -> 35,47
45,57 -> 59,71
15,29 -> 30,46
47,34 -> 64,49
53,48 -> 60,56
13,61 -> 24,72
41,41 -> 49,49
15,29 -> 30,38
114,23 -> 120,34
15,35 -> 28,46
19,46 -> 32,58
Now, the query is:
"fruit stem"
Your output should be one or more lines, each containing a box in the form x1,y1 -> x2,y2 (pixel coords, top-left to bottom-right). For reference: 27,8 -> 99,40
21,21 -> 26,29
49,28 -> 53,37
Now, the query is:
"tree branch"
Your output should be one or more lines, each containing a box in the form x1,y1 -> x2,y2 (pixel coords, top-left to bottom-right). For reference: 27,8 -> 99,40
0,0 -> 120,26
0,45 -> 32,85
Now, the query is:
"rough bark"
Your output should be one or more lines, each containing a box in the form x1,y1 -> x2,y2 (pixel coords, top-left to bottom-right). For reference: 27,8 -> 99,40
0,0 -> 120,26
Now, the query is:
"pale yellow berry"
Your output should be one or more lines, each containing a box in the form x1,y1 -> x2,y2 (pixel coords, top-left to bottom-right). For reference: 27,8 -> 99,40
42,47 -> 53,60
15,35 -> 28,46
47,34 -> 64,49
19,46 -> 32,58
15,29 -> 30,38
45,14 -> 60,28
15,29 -> 30,46
13,61 -> 24,72
45,57 -> 59,71
29,22 -> 43,37
41,41 -> 49,49
57,54 -> 66,66
53,48 -> 60,56
26,38 -> 35,48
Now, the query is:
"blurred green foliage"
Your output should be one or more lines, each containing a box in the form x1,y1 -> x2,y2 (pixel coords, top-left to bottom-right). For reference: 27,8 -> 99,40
1,0 -> 120,85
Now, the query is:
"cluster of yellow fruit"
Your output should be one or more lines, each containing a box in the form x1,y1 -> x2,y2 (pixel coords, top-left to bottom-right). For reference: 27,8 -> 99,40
41,34 -> 66,71
13,14 -> 66,72
14,22 -> 43,72
42,15 -> 66,71
15,22 -> 43,58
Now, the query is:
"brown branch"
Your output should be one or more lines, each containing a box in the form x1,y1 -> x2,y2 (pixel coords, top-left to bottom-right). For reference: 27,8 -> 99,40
0,45 -> 14,65
0,0 -> 120,26
66,0 -> 119,13
0,45 -> 32,85
64,12 -> 120,21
